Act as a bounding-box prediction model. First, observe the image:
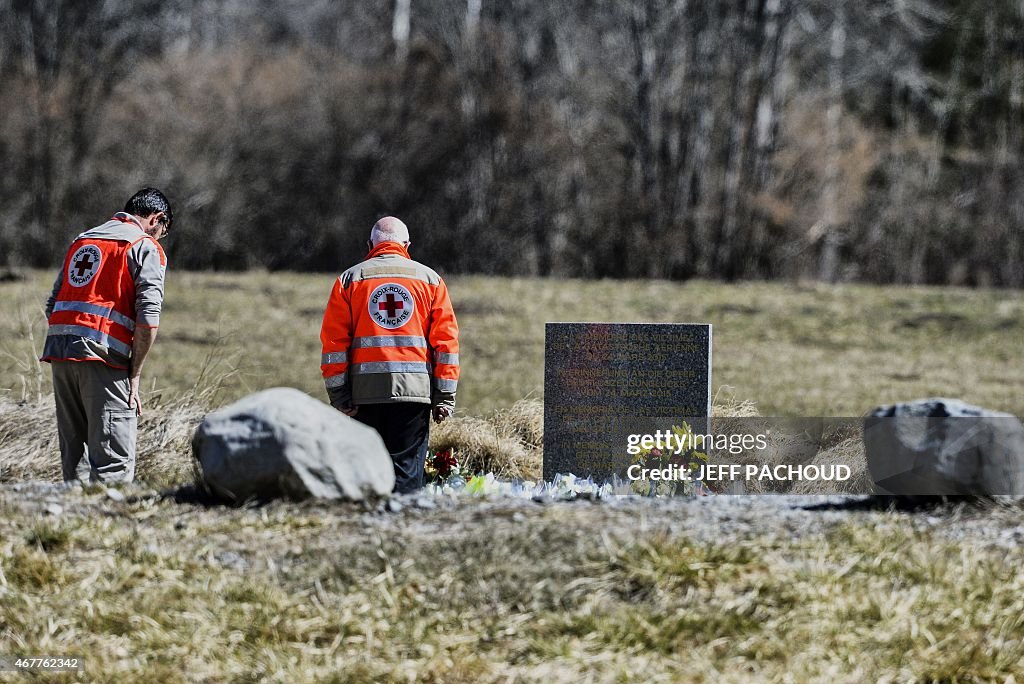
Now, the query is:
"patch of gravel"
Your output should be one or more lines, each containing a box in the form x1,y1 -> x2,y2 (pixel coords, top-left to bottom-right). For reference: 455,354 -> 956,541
3,481 -> 1022,553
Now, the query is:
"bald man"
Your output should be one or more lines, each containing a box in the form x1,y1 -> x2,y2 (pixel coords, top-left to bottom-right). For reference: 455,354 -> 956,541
320,217 -> 460,493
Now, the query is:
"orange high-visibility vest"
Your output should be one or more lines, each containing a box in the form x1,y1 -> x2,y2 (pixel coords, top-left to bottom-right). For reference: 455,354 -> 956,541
320,241 -> 459,405
45,218 -> 166,361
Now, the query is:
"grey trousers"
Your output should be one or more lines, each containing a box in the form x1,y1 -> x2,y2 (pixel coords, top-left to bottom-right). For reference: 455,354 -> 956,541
51,361 -> 137,483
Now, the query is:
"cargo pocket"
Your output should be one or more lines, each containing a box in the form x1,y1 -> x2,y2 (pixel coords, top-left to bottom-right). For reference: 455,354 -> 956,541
98,408 -> 138,481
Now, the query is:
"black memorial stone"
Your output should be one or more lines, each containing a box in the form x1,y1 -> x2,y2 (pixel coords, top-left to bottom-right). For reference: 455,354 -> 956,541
543,322 -> 712,482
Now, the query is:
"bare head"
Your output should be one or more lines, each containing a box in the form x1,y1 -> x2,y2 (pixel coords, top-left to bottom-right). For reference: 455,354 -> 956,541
125,187 -> 172,240
369,216 -> 410,248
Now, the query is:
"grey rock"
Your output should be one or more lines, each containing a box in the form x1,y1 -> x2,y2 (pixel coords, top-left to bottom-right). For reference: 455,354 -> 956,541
105,488 -> 126,502
215,550 -> 248,571
864,398 -> 1024,495
192,387 -> 394,502
44,502 -> 63,516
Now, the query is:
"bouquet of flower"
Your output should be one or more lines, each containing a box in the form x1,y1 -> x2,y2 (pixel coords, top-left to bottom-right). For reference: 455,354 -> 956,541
629,422 -> 711,497
425,447 -> 460,483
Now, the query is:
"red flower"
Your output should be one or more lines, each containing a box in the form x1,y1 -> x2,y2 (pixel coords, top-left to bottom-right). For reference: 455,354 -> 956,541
431,448 -> 458,478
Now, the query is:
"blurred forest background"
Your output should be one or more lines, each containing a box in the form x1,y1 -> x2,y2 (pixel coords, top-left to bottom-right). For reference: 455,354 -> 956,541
1,0 -> 1022,285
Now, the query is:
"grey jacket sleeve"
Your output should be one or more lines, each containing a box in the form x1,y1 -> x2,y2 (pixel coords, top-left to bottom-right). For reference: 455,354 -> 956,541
128,239 -> 165,326
45,268 -> 63,318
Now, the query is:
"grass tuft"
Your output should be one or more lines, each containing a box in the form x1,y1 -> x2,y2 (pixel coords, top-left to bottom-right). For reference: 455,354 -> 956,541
24,520 -> 72,552
3,545 -> 67,590
429,399 -> 543,479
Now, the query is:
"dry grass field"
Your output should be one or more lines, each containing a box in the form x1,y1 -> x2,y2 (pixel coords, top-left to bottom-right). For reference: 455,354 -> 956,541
2,487 -> 1024,683
2,270 -> 1023,417
2,270 -> 1024,682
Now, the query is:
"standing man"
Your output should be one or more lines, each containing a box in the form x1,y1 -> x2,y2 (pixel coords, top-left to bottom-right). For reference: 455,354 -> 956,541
320,216 -> 460,493
41,188 -> 171,484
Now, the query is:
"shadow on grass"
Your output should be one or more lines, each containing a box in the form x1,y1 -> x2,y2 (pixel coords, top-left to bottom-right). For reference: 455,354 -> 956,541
800,494 -> 985,512
162,483 -> 245,508
161,483 -> 390,513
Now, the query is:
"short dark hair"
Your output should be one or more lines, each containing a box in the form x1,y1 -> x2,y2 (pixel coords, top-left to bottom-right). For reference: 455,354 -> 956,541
124,187 -> 172,228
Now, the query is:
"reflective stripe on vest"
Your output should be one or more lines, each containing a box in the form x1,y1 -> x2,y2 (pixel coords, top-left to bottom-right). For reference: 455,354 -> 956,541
322,351 -> 348,365
325,373 -> 348,389
434,378 -> 458,392
52,301 -> 135,331
46,324 -> 133,357
350,361 -> 430,375
435,352 -> 459,365
351,335 -> 428,349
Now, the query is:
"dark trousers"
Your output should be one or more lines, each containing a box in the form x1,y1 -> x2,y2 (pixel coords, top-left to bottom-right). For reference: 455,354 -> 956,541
354,402 -> 431,494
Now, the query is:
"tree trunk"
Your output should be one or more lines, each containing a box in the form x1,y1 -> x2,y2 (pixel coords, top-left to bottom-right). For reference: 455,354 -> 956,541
818,4 -> 845,283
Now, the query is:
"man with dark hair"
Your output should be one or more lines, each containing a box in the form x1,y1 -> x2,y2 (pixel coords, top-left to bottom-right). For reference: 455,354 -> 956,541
41,187 -> 172,483
320,216 -> 460,493
123,188 -> 173,229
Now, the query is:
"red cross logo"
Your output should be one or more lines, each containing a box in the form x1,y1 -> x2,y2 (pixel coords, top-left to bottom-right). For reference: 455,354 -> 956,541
67,245 -> 102,286
379,293 -> 404,318
73,253 -> 96,278
368,283 -> 414,329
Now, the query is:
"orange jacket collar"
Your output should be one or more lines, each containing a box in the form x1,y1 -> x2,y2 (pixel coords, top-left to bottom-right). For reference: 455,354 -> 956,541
367,241 -> 411,259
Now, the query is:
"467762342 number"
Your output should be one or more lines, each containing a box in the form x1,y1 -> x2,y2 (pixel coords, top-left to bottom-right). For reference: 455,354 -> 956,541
0,656 -> 83,672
